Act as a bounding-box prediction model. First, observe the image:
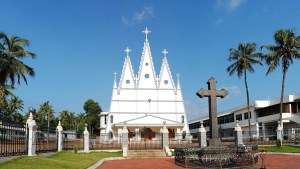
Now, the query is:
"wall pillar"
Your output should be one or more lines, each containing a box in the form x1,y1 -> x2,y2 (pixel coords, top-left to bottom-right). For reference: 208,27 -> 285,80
122,124 -> 129,157
262,122 -> 266,140
83,123 -> 90,153
234,120 -> 243,145
26,112 -> 37,156
56,120 -> 63,152
135,128 -> 139,141
198,121 -> 207,147
276,121 -> 283,144
162,121 -> 171,156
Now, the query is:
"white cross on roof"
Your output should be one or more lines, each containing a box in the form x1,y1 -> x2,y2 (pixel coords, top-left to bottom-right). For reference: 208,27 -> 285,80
124,47 -> 131,57
162,49 -> 168,57
142,27 -> 151,41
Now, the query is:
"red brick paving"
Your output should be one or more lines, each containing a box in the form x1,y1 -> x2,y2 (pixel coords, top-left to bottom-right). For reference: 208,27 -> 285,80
98,154 -> 300,169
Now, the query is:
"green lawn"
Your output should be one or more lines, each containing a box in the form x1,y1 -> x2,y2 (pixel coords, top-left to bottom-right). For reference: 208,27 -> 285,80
259,145 -> 300,153
0,151 -> 122,169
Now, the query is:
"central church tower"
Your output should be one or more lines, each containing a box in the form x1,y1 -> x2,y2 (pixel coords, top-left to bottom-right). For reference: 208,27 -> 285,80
100,28 -> 189,141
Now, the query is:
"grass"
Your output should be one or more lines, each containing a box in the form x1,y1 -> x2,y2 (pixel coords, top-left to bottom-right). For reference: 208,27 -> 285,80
0,151 -> 122,169
259,145 -> 300,153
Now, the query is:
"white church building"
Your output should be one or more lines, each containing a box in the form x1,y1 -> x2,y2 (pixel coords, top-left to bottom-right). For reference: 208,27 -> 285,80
99,28 -> 189,142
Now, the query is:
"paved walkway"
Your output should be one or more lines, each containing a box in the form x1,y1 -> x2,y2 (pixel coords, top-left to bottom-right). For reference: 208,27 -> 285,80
99,154 -> 300,169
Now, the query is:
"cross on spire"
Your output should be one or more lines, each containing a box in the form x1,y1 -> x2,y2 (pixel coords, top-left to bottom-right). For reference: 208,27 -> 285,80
142,27 -> 151,41
124,47 -> 131,57
162,49 -> 168,57
176,73 -> 180,80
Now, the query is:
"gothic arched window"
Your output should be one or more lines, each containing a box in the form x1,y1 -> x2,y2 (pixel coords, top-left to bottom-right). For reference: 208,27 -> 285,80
181,115 -> 185,123
110,115 -> 113,124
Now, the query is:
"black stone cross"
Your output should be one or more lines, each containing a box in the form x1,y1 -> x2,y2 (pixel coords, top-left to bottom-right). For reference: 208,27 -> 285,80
196,77 -> 228,146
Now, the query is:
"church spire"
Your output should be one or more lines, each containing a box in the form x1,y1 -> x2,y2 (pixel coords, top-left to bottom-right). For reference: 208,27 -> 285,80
137,28 -> 157,89
118,47 -> 136,91
158,49 -> 176,90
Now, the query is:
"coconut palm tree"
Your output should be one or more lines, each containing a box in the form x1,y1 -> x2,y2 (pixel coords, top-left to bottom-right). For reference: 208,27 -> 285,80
37,101 -> 55,142
0,32 -> 36,86
0,85 -> 14,106
7,95 -> 24,121
261,29 -> 300,129
227,43 -> 263,139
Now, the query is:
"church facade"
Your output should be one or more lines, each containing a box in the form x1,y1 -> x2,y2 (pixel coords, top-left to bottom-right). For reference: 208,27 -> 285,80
99,28 -> 189,142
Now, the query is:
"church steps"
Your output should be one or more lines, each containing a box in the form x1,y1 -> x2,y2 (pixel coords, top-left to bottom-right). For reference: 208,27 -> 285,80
127,150 -> 166,158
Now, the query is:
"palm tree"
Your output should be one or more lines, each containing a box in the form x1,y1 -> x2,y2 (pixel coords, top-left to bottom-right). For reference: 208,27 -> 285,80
7,95 -> 24,121
0,32 -> 36,86
227,43 -> 263,139
261,29 -> 300,129
37,101 -> 55,143
0,85 -> 15,109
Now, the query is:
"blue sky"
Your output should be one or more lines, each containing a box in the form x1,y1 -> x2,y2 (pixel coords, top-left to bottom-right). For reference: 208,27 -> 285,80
1,0 -> 300,121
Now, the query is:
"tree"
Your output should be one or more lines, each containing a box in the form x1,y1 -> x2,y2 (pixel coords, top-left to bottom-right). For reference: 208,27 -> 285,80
227,43 -> 263,138
0,32 -> 36,108
6,95 -> 24,122
83,99 -> 102,136
0,85 -> 14,111
37,101 -> 55,142
59,110 -> 76,130
0,32 -> 36,86
261,29 -> 300,129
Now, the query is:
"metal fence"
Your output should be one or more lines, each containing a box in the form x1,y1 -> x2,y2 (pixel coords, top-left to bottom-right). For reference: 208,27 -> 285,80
35,125 -> 57,153
169,133 -> 199,149
0,120 -> 28,157
175,145 -> 258,168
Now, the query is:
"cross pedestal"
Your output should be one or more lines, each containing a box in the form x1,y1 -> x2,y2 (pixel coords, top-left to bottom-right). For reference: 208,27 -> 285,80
196,77 -> 228,146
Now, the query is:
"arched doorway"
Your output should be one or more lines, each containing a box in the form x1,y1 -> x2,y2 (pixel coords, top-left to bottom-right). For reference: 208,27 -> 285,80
168,128 -> 175,139
141,128 -> 154,140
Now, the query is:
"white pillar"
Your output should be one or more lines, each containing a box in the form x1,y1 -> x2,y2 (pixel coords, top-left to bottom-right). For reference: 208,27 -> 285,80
83,123 -> 90,153
162,121 -> 171,157
56,120 -> 63,152
276,121 -> 283,143
122,124 -> 129,157
135,128 -> 139,141
235,120 -> 243,145
262,122 -> 266,140
198,121 -> 207,147
26,112 -> 37,156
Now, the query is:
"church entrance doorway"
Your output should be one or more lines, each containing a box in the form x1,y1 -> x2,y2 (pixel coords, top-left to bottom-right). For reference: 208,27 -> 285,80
141,128 -> 154,140
128,127 -> 162,150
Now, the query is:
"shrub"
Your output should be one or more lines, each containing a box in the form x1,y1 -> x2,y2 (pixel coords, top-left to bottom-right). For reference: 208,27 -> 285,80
276,140 -> 282,147
74,144 -> 78,153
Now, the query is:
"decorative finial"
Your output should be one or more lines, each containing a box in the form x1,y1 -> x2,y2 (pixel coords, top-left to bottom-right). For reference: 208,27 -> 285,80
176,73 -> 180,79
162,49 -> 168,58
113,72 -> 117,79
163,121 -> 166,125
124,47 -> 131,57
142,27 -> 151,41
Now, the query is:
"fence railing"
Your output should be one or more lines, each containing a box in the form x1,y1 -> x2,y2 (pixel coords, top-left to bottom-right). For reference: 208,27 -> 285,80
35,126 -> 57,153
0,120 -> 28,157
175,145 -> 258,168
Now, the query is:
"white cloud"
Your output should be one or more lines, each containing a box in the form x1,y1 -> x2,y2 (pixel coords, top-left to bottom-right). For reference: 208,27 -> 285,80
222,85 -> 241,96
122,6 -> 155,25
227,0 -> 246,11
216,0 -> 246,11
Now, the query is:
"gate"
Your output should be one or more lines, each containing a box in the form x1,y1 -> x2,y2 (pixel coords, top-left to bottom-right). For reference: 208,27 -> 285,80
128,130 -> 162,150
35,125 -> 57,153
0,120 -> 28,157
